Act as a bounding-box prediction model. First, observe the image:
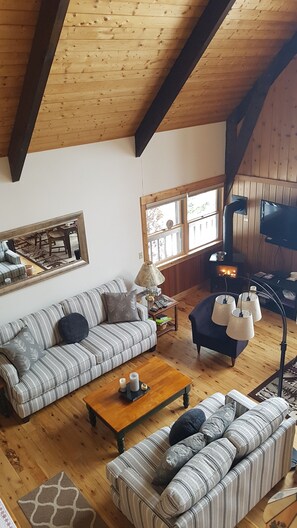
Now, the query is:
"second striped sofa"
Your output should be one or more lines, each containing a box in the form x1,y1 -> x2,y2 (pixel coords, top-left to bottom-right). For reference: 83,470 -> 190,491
0,278 -> 157,419
106,389 -> 295,528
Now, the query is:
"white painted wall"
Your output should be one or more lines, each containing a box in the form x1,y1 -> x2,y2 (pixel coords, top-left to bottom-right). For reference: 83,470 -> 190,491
0,122 -> 225,324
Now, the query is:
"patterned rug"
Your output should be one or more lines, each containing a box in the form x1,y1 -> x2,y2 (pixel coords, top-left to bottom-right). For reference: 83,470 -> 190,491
18,472 -> 107,528
14,234 -> 77,270
249,356 -> 297,421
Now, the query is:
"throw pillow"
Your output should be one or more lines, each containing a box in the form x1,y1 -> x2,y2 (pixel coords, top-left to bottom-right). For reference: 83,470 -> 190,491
169,408 -> 206,446
102,290 -> 140,323
0,326 -> 45,377
152,432 -> 206,487
224,397 -> 289,459
58,313 -> 89,344
157,438 -> 237,518
200,402 -> 236,443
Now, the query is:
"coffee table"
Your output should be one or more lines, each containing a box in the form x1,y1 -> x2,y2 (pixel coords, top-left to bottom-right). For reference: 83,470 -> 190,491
83,356 -> 192,453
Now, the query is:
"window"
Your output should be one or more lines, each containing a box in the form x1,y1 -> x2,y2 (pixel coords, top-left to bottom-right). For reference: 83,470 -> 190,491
141,178 -> 223,266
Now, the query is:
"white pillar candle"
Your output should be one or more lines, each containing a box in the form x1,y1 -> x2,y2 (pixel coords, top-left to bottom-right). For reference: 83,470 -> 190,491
129,372 -> 139,392
119,377 -> 127,392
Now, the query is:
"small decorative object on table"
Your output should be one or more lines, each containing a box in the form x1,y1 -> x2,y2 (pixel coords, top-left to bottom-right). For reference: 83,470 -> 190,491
119,378 -> 127,392
119,380 -> 150,402
129,372 -> 139,392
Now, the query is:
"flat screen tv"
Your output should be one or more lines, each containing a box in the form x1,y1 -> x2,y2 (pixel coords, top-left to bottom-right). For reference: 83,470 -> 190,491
260,199 -> 297,250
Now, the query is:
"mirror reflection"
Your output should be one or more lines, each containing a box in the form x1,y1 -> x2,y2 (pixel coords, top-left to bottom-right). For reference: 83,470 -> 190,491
0,211 -> 88,294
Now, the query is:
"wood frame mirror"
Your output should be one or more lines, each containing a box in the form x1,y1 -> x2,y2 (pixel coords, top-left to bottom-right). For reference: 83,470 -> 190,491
0,211 -> 88,295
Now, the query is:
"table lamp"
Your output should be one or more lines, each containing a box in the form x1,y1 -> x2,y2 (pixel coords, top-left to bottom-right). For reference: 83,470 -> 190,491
135,261 -> 165,301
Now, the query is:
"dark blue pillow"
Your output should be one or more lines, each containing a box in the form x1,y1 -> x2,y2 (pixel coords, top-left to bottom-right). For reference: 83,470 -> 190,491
58,313 -> 89,344
169,408 -> 206,446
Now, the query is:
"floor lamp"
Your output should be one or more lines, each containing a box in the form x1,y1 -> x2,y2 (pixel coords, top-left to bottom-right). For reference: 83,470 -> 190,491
212,276 -> 287,397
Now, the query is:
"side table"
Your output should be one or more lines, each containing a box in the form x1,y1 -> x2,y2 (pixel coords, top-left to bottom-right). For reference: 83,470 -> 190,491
148,296 -> 178,338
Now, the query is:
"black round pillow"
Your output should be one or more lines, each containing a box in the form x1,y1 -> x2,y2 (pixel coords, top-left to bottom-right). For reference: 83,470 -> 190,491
169,408 -> 206,446
58,313 -> 89,344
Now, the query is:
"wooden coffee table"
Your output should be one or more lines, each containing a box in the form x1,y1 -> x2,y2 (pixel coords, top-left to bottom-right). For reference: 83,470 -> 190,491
83,356 -> 192,453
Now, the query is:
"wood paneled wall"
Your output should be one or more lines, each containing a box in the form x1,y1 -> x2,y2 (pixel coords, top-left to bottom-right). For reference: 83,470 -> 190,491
232,55 -> 297,274
161,245 -> 220,297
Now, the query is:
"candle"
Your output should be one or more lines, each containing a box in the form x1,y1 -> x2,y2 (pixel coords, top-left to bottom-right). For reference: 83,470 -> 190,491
129,372 -> 139,392
119,377 -> 127,392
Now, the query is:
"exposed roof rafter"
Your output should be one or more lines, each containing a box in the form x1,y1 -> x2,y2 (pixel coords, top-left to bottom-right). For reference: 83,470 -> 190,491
8,0 -> 70,182
134,0 -> 237,158
225,31 -> 297,202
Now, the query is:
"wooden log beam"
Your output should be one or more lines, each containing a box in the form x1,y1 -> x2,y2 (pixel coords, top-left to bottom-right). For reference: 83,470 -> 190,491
224,31 -> 297,201
8,0 -> 70,182
135,0 -> 237,158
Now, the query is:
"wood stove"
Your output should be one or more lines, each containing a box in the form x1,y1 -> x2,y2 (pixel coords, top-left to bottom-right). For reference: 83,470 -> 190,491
209,253 -> 245,293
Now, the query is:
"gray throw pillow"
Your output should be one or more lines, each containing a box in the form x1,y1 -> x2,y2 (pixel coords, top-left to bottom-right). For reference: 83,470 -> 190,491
0,326 -> 45,377
200,402 -> 236,443
152,432 -> 206,487
103,290 -> 140,323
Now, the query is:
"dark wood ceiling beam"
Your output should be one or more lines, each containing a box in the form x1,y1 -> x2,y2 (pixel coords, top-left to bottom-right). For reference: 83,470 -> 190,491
225,31 -> 297,201
8,0 -> 70,182
135,0 -> 237,158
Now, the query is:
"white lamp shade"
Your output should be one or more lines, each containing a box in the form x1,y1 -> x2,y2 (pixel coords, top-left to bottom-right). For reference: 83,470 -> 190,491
226,308 -> 254,340
212,295 -> 236,326
238,292 -> 262,322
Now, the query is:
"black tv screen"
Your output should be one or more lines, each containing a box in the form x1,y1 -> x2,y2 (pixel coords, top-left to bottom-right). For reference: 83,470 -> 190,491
260,200 -> 297,250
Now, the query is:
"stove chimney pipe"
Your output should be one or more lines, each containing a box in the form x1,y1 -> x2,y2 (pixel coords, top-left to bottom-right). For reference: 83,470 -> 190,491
223,198 -> 246,262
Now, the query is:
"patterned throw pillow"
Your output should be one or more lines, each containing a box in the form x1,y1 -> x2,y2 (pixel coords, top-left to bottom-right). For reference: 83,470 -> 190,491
0,326 -> 45,377
58,313 -> 89,344
200,402 -> 236,443
152,432 -> 206,488
102,290 -> 140,323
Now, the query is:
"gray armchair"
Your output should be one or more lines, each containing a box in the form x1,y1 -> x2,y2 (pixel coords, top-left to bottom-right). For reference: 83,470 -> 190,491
0,240 -> 26,285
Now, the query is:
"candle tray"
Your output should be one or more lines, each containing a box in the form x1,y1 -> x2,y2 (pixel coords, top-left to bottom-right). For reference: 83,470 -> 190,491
119,380 -> 150,402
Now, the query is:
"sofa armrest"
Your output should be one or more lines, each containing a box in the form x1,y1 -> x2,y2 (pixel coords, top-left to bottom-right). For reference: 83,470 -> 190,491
117,468 -> 167,526
137,302 -> 148,321
5,249 -> 21,265
0,354 -> 19,386
225,389 -> 257,417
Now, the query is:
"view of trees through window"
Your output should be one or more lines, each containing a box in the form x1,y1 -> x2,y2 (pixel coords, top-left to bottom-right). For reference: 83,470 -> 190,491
145,189 -> 220,264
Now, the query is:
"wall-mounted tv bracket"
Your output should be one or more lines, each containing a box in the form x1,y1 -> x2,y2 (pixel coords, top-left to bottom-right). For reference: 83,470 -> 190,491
232,195 -> 247,215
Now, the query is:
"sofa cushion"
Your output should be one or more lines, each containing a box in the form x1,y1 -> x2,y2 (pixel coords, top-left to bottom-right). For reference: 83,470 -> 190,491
11,343 -> 96,404
61,278 -> 127,328
58,313 -> 89,344
81,319 -> 156,364
158,438 -> 236,518
0,326 -> 45,377
22,303 -> 64,350
5,249 -> 21,265
0,262 -> 26,285
200,402 -> 236,443
103,290 -> 140,324
152,432 -> 206,487
224,397 -> 289,459
169,408 -> 206,446
0,240 -> 8,262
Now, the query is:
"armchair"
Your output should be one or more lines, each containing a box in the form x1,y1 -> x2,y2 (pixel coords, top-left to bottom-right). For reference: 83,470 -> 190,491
189,293 -> 248,366
0,240 -> 26,285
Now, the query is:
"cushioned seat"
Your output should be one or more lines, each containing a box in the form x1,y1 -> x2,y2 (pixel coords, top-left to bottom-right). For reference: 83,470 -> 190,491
189,293 -> 248,366
81,319 -> 156,364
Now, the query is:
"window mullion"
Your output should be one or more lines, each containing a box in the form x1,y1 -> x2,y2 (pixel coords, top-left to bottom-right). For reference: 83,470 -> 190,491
182,196 -> 189,254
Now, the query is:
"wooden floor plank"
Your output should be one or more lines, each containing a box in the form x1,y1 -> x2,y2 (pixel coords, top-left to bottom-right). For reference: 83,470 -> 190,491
0,283 -> 296,527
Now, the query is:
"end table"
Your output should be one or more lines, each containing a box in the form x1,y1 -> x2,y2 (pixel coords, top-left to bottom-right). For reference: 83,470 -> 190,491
148,296 -> 178,337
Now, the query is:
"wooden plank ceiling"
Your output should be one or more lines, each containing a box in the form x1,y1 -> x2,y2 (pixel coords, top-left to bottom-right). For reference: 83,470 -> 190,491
1,0 -> 297,158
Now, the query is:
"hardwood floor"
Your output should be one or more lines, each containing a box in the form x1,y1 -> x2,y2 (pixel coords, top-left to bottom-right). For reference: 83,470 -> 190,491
0,284 -> 296,527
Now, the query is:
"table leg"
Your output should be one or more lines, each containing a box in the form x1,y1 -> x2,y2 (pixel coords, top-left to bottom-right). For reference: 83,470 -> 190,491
183,386 -> 191,408
117,432 -> 125,454
175,304 -> 178,331
87,405 -> 97,427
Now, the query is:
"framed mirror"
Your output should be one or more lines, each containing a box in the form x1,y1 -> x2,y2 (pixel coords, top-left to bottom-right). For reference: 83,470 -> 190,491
0,211 -> 89,295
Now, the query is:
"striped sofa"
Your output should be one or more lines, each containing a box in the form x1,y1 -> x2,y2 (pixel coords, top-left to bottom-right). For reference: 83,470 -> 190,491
0,241 -> 26,285
106,390 -> 295,528
0,278 -> 157,419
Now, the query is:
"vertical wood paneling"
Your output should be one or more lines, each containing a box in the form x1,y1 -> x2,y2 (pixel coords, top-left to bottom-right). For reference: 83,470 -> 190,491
232,56 -> 297,275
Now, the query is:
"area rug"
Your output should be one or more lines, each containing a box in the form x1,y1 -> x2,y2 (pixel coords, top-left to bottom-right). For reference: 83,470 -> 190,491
14,234 -> 77,270
18,472 -> 107,528
249,356 -> 297,421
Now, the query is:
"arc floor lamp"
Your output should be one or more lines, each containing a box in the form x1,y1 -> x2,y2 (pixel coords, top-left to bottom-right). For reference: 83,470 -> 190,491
212,276 -> 287,397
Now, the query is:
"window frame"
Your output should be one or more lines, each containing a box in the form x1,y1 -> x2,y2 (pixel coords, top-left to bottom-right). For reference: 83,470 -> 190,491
140,175 -> 224,267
